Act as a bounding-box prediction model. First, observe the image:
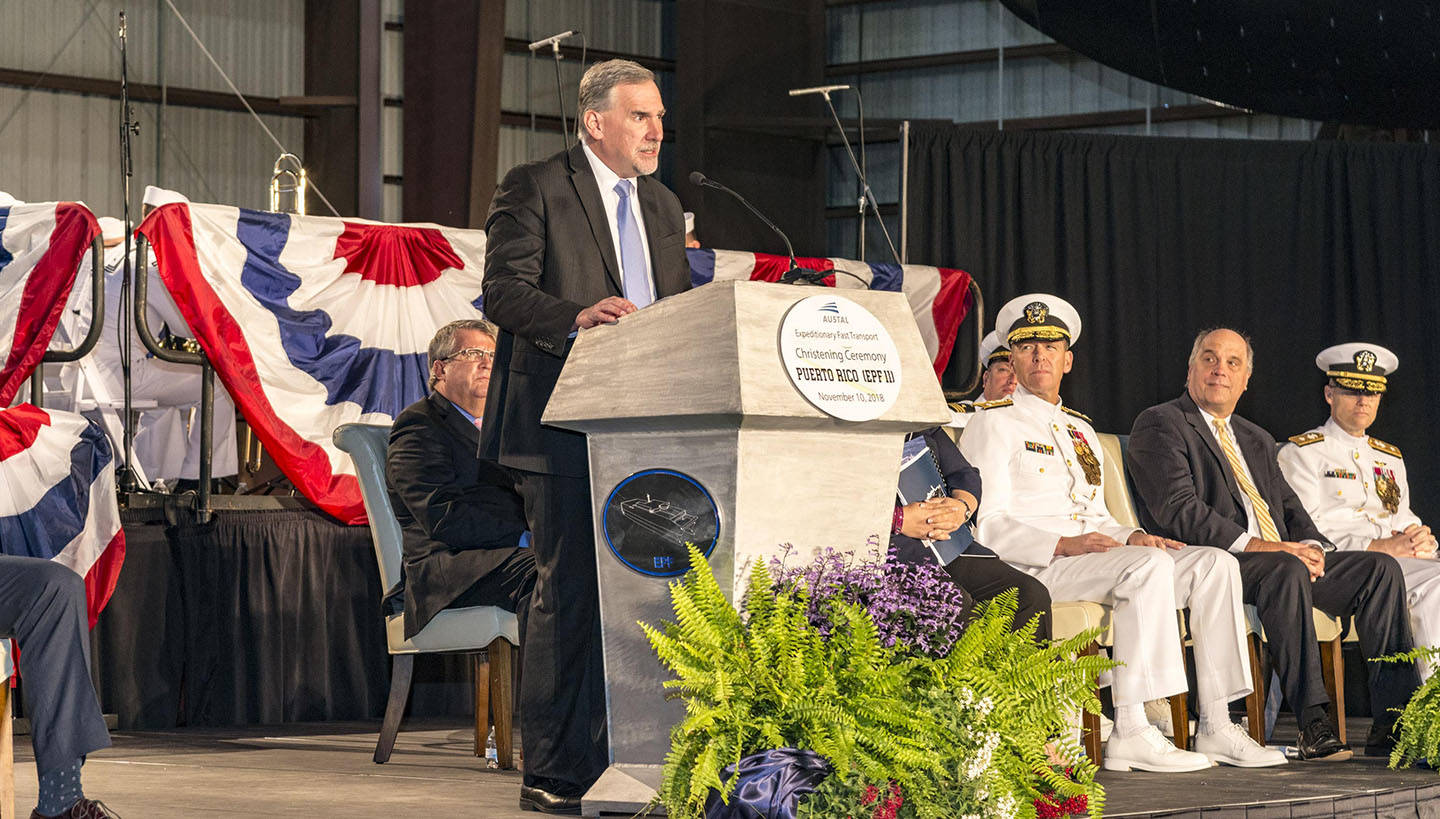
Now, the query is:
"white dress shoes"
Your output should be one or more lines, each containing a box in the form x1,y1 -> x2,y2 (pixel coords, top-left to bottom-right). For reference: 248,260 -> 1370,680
1103,725 -> 1213,772
1194,722 -> 1288,768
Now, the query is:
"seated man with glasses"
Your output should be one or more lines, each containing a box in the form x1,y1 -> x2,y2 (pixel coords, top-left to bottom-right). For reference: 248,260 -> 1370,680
385,318 -> 536,645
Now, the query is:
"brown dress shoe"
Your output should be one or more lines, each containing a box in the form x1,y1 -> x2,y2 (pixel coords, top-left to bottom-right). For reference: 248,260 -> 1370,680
30,798 -> 121,819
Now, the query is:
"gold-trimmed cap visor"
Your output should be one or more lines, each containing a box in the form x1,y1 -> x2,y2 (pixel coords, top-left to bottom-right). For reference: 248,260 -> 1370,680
1006,323 -> 1071,344
1327,370 -> 1387,394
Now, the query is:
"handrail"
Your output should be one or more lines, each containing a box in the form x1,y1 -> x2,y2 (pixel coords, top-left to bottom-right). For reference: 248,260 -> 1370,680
944,278 -> 985,400
133,235 -> 212,522
28,235 -> 107,406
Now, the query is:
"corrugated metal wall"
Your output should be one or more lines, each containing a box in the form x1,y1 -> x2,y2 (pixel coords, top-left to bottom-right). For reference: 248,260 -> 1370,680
498,1 -> 671,177
380,0 -> 674,220
0,0 -> 305,215
3,0 -> 1324,231
826,0 -> 1318,131
824,0 -> 1321,259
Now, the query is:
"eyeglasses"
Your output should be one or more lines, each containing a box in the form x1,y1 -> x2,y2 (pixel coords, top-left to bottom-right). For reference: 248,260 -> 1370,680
446,347 -> 496,363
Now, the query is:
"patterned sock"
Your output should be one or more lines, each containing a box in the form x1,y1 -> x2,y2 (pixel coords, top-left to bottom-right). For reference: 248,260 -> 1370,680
1112,703 -> 1147,738
1196,697 -> 1232,736
35,757 -> 84,817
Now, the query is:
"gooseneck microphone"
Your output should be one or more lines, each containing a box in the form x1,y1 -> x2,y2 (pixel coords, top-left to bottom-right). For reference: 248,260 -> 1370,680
688,172 -> 827,285
527,30 -> 580,51
786,84 -> 852,98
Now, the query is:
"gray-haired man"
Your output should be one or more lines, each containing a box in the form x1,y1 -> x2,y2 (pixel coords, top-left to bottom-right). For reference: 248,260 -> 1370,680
481,59 -> 692,813
385,319 -> 534,647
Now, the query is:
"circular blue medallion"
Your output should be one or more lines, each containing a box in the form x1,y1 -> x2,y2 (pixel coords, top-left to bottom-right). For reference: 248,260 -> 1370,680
602,469 -> 720,577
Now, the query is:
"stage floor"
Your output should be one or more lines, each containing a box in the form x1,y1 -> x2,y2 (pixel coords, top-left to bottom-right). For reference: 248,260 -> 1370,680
8,720 -> 536,819
7,718 -> 1438,817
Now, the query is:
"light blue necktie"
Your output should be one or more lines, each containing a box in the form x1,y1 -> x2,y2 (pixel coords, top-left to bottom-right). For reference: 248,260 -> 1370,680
613,179 -> 652,308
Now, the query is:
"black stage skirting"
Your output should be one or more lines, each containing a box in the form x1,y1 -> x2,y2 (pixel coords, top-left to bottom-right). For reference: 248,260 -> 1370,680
90,508 -> 474,729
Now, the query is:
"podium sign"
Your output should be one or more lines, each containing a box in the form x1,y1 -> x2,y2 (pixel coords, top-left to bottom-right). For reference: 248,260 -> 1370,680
542,280 -> 949,814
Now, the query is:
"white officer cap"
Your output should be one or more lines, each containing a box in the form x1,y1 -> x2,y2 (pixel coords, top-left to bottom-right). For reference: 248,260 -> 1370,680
978,329 -> 1010,369
96,217 -> 126,243
1316,342 -> 1398,394
995,293 -> 1082,347
142,186 -> 190,209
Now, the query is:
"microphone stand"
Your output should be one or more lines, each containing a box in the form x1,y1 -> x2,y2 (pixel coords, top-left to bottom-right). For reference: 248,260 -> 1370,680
528,31 -> 583,150
817,87 -> 901,267
548,40 -> 569,149
117,10 -> 141,493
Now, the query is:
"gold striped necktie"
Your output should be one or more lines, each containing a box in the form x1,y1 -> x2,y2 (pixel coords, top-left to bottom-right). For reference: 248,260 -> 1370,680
1213,417 -> 1281,542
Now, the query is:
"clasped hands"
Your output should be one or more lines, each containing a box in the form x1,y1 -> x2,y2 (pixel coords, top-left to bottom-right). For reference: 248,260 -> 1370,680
1371,524 -> 1438,560
899,497 -> 971,541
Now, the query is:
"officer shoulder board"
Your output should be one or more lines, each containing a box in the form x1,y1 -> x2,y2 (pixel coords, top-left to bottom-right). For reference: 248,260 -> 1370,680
1060,405 -> 1092,424
1369,437 -> 1403,458
1288,431 -> 1324,447
975,398 -> 1013,410
948,400 -> 975,414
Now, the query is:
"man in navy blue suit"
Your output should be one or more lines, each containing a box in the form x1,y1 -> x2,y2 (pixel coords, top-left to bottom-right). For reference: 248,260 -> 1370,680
1,556 -> 118,818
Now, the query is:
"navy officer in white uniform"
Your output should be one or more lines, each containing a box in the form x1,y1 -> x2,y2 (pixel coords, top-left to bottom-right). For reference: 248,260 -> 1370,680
1278,342 -> 1440,678
946,330 -> 1016,432
959,294 -> 1282,772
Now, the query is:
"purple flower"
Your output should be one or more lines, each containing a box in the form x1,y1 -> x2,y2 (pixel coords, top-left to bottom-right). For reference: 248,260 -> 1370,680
769,545 -> 967,657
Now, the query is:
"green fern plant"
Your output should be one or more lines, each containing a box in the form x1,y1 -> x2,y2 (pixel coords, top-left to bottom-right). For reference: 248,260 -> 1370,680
1375,646 -> 1440,769
642,546 -> 1116,819
641,546 -> 938,818
901,592 -> 1114,818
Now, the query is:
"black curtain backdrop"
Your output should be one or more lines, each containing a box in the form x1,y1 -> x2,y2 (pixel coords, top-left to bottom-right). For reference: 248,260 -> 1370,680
906,124 -> 1440,524
91,509 -> 474,729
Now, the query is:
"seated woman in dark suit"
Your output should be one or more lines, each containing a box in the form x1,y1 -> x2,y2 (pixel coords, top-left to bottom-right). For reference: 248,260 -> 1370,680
891,426 -> 1052,641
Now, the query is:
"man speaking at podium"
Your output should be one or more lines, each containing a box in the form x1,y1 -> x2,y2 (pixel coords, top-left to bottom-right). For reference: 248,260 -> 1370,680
481,59 -> 692,813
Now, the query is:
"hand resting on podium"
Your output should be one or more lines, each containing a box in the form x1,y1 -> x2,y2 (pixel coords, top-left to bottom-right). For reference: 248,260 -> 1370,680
573,295 -> 640,330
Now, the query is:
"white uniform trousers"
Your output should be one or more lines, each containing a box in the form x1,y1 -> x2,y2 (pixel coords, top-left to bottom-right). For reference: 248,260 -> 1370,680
1036,545 -> 1252,708
1396,556 -> 1440,679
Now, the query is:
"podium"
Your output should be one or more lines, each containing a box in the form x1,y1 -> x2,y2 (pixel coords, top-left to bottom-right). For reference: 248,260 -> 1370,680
543,280 -> 949,815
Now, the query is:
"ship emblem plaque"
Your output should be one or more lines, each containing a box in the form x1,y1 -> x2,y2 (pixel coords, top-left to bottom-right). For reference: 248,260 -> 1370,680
601,469 -> 721,577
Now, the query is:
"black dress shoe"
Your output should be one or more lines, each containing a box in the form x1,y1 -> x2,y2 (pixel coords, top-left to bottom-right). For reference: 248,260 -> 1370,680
1297,718 -> 1353,761
30,798 -> 121,818
519,785 -> 583,815
1364,718 -> 1399,757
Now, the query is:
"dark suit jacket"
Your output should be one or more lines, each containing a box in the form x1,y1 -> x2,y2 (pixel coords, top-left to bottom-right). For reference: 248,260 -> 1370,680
479,143 -> 692,476
1126,391 -> 1329,549
386,392 -> 528,638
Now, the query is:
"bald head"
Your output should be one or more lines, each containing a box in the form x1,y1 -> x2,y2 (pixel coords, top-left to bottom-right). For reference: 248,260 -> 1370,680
1186,328 -> 1254,418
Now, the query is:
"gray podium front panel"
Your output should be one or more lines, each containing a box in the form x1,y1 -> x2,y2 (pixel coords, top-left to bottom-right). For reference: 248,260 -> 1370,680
543,281 -> 950,815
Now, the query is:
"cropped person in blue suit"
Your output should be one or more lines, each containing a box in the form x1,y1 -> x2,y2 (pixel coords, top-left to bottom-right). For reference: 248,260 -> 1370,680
0,556 -> 118,818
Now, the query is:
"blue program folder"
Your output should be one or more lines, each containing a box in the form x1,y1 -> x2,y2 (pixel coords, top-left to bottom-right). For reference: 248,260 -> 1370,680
897,437 -> 975,564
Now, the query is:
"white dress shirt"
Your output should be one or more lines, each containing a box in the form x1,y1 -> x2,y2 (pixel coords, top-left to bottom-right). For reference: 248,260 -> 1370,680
581,141 -> 656,305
